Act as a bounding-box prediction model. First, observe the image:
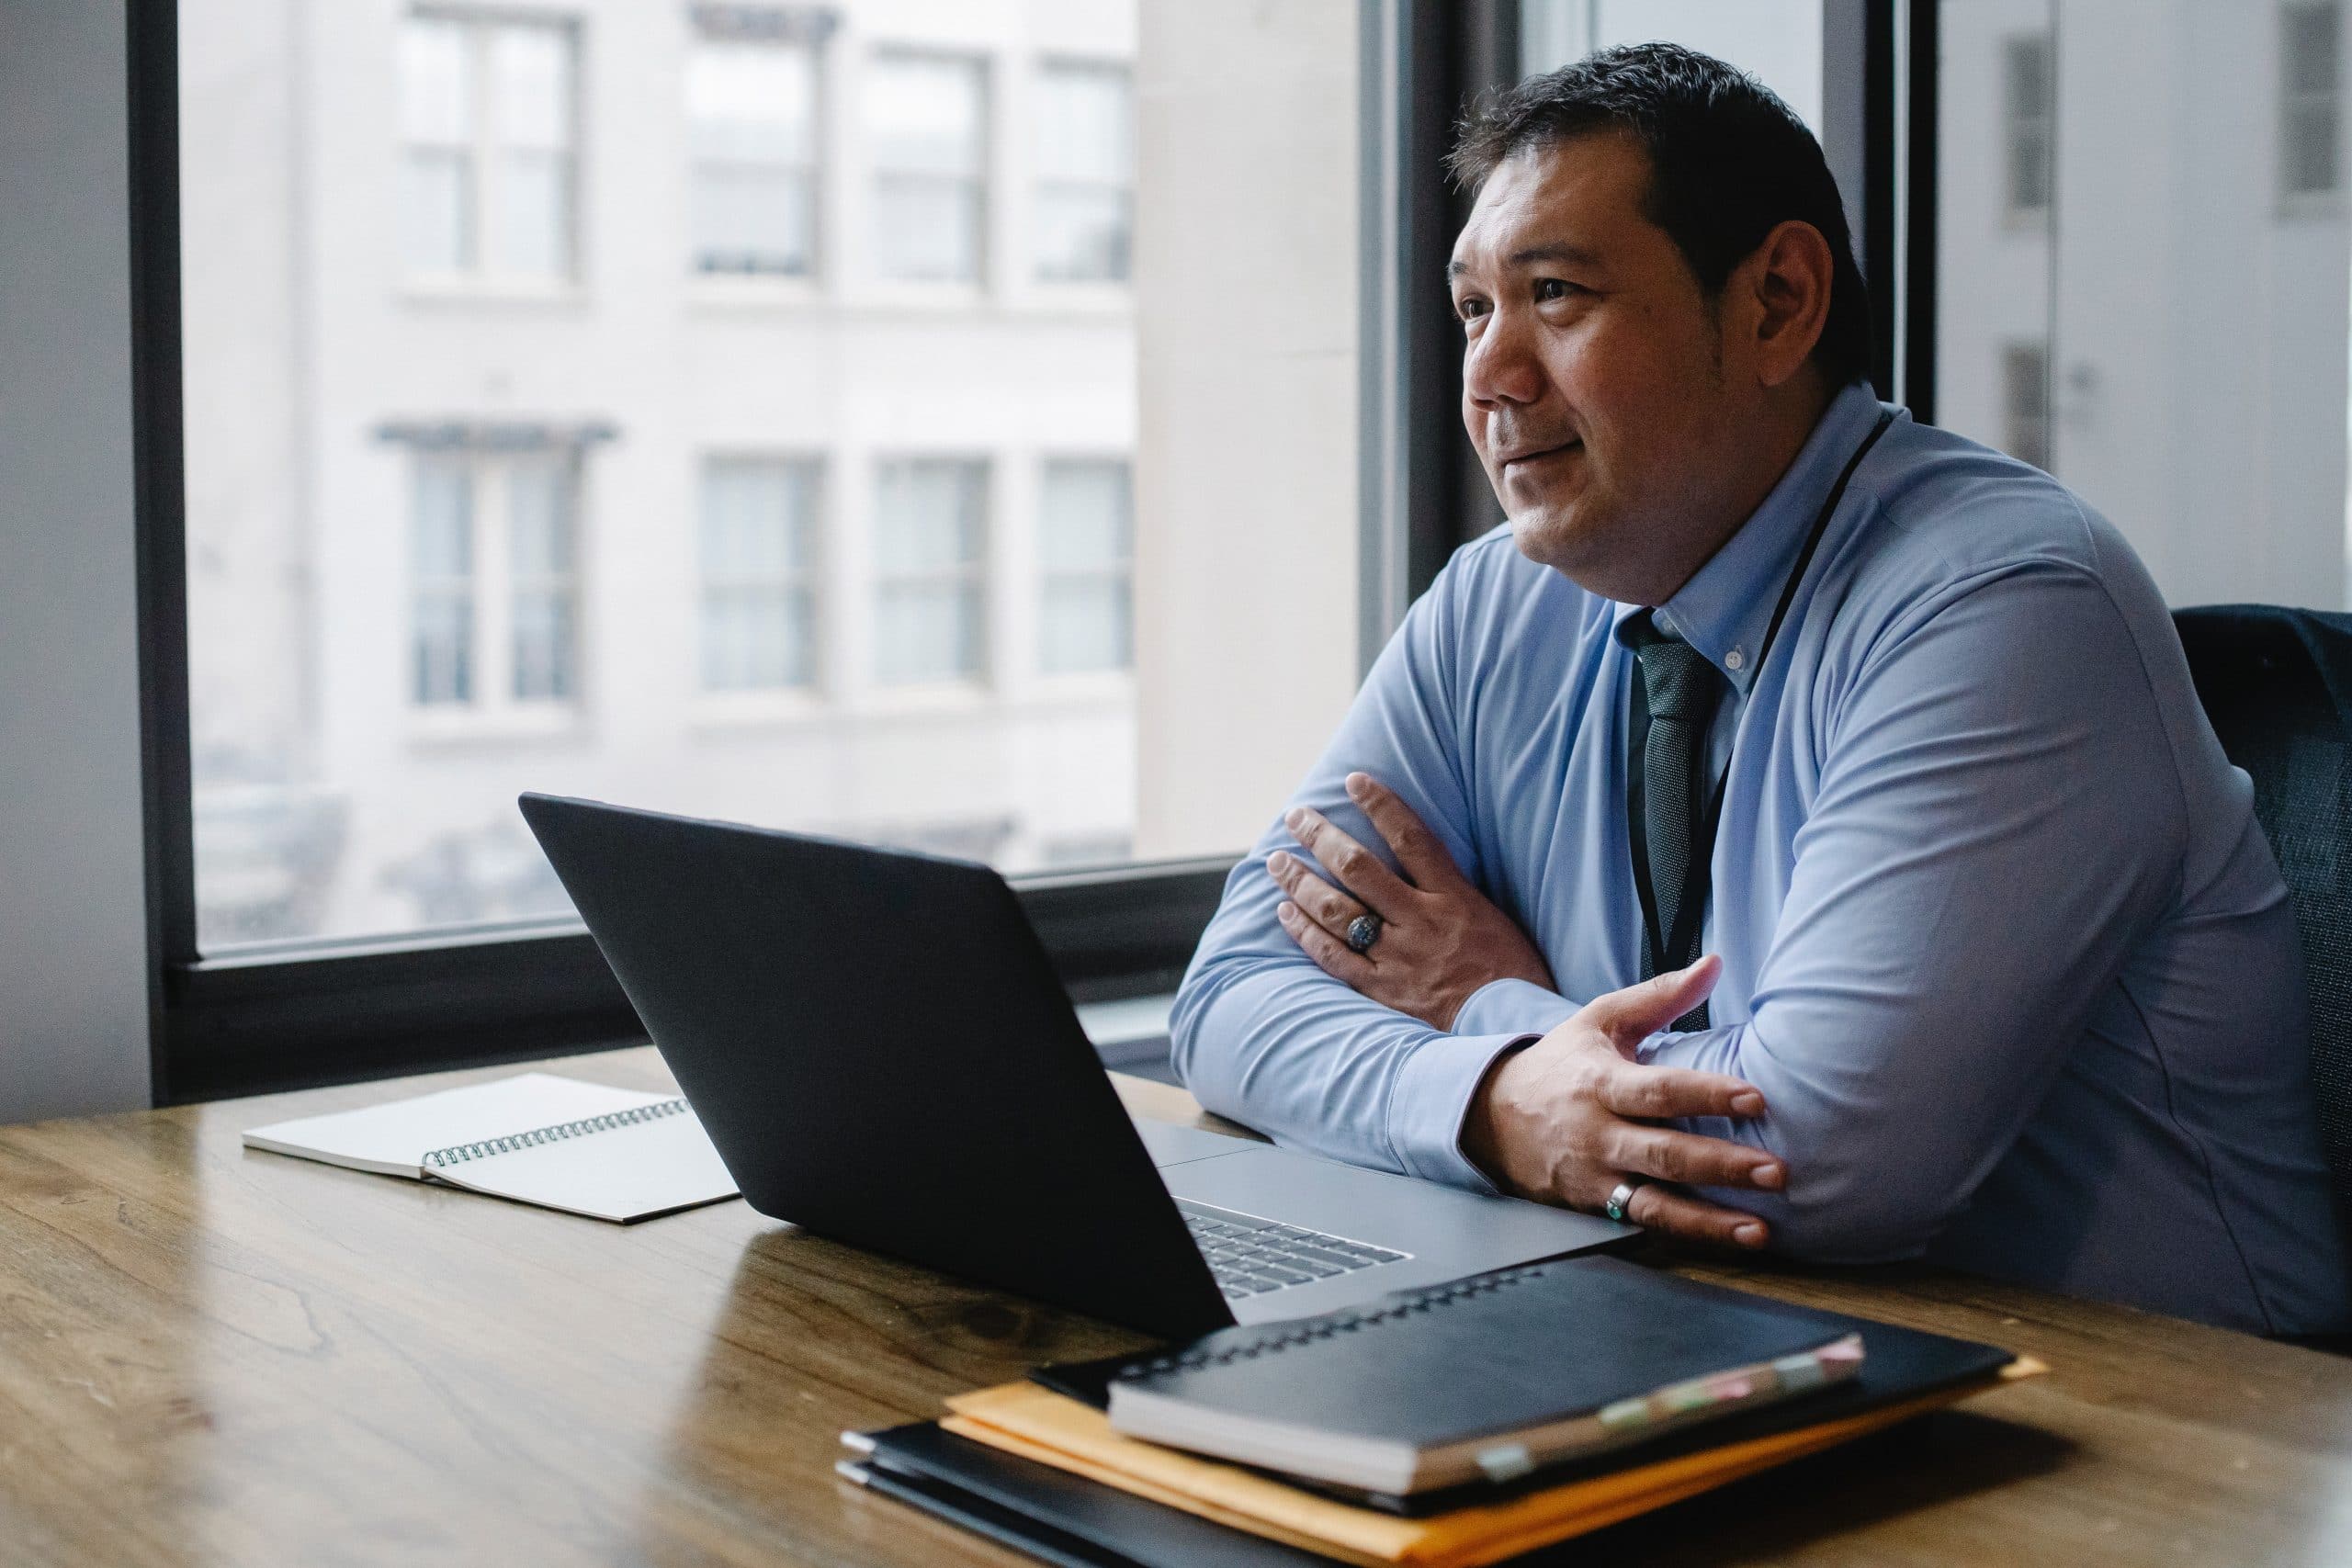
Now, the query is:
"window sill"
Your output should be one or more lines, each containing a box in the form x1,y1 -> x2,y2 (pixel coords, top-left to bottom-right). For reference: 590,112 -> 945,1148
399,276 -> 592,310
406,702 -> 587,747
688,687 -> 831,731
688,274 -> 826,309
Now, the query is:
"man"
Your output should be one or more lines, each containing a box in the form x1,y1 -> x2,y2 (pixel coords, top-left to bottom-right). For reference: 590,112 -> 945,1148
1170,44 -> 2349,1335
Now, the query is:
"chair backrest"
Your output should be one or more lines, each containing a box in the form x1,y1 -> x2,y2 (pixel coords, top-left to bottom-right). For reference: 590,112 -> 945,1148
2175,604 -> 2352,1234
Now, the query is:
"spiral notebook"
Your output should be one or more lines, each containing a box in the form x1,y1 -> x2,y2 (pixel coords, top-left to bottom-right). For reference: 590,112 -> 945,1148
1089,1259 -> 1864,1497
243,1071 -> 740,1222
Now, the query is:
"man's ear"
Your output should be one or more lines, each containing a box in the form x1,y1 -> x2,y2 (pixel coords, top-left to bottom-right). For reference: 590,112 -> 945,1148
1739,220 -> 1835,389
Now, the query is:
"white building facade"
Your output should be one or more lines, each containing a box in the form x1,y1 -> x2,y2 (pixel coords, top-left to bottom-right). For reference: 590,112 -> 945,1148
184,0 -> 1144,942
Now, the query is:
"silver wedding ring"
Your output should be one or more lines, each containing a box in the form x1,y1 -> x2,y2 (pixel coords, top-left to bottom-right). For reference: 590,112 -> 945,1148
1345,912 -> 1383,954
1605,1179 -> 1645,1224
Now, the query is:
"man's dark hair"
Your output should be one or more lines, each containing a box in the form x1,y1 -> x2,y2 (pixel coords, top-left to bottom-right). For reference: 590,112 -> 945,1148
1449,43 -> 1871,388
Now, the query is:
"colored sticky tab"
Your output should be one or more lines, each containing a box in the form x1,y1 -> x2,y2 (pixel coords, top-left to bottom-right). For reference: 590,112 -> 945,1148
1597,1396 -> 1651,1432
1476,1443 -> 1536,1483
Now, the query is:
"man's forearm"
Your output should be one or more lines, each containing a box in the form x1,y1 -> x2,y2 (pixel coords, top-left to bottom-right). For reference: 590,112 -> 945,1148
1171,938 -> 1533,1192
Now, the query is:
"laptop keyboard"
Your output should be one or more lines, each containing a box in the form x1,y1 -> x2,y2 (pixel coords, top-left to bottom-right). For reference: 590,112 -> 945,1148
1177,1199 -> 1411,1299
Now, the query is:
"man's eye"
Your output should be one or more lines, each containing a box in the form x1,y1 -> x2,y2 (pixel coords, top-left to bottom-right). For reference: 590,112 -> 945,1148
1454,297 -> 1490,321
1533,278 -> 1582,302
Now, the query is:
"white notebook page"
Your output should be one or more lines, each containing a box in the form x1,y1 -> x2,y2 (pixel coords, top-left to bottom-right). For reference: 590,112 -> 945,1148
430,1106 -> 739,1222
243,1073 -> 679,1178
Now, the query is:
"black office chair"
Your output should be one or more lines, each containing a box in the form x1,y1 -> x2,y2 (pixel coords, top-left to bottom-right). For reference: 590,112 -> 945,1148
2174,606 -> 2352,1280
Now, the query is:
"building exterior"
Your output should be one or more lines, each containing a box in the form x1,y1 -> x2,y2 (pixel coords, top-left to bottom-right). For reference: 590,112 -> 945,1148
183,0 -> 1145,942
1934,0 -> 2352,613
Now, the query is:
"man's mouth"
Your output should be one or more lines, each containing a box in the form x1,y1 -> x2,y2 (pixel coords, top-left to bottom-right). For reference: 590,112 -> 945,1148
1500,440 -> 1582,472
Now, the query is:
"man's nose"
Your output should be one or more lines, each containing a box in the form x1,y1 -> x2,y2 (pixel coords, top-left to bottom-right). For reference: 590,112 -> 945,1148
1464,306 -> 1545,410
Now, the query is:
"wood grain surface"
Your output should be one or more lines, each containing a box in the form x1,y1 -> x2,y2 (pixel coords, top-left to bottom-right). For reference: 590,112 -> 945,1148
0,1047 -> 2346,1566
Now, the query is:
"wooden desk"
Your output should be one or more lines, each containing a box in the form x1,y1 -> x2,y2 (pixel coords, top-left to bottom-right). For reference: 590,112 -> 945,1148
3,1048 -> 2350,1566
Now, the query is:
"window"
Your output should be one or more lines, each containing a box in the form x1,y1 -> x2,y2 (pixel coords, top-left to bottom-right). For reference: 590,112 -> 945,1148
865,51 -> 987,283
1034,62 -> 1133,283
1038,458 -> 1133,673
399,12 -> 579,282
161,0 -> 1481,1089
2002,33 -> 2053,221
2000,343 -> 2051,473
407,448 -> 581,711
686,25 -> 821,276
2282,2 -> 2343,198
873,458 -> 987,684
1939,1 -> 2352,608
701,457 -> 820,691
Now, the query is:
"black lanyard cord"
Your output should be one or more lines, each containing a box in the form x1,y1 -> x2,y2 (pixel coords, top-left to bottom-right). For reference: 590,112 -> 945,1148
1626,407 -> 1899,976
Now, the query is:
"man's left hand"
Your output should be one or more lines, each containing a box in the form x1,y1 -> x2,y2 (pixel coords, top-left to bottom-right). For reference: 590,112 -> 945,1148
1271,773 -> 1557,1031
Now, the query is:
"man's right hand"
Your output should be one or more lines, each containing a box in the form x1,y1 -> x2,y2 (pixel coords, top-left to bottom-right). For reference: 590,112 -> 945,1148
1461,955 -> 1782,1248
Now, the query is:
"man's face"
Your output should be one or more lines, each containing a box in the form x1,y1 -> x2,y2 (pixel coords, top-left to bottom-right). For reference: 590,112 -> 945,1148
1450,134 -> 1756,600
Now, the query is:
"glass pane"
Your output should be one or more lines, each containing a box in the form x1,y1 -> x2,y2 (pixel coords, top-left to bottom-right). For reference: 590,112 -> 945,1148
1041,577 -> 1130,673
399,17 -> 471,144
1939,0 -> 2352,609
873,175 -> 982,282
1521,2 -> 1825,126
1035,186 -> 1131,282
1038,459 -> 1130,570
512,591 -> 576,700
876,580 -> 983,683
1035,63 -> 1132,184
492,23 -> 572,152
692,164 -> 816,275
865,53 -> 985,177
687,39 -> 818,164
182,0 -> 1375,948
412,457 -> 472,577
508,457 -> 572,575
874,458 -> 983,572
413,592 -> 474,706
496,152 -> 572,277
411,456 -> 475,705
401,151 -> 472,273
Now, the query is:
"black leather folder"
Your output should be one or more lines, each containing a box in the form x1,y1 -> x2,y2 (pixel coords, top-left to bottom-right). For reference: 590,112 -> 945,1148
849,1421 -> 1333,1567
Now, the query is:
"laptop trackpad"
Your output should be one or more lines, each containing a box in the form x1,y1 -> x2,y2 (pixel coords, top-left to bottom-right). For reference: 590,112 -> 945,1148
1133,1117 -> 1262,1169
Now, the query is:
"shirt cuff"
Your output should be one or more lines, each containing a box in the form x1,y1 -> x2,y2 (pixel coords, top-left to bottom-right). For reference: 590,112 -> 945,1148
1387,1031 -> 1537,1196
1452,976 -> 1579,1040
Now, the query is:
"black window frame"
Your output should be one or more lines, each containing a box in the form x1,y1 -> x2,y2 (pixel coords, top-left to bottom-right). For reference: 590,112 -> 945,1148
130,0 -> 1928,1105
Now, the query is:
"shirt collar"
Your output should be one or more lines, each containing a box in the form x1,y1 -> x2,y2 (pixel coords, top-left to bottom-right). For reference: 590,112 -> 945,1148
1610,380 -> 1891,694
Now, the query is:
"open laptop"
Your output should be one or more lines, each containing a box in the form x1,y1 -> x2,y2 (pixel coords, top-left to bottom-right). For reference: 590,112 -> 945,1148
519,794 -> 1633,1337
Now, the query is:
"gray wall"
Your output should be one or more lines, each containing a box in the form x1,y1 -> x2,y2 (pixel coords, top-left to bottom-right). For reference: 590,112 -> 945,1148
0,0 -> 159,1119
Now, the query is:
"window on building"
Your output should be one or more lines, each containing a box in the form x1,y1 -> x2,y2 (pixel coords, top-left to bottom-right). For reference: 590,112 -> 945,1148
701,457 -> 820,691
2000,342 -> 2052,473
2002,32 -> 2054,221
411,456 -> 476,704
408,448 -> 580,709
399,12 -> 578,282
685,27 -> 820,276
1034,62 -> 1133,283
865,52 -> 987,283
873,458 -> 987,684
1038,458 -> 1132,673
2282,2 -> 2343,198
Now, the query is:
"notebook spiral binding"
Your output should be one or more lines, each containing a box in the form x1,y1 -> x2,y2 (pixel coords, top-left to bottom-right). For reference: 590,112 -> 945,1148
421,1098 -> 690,1170
1115,1264 -> 1553,1381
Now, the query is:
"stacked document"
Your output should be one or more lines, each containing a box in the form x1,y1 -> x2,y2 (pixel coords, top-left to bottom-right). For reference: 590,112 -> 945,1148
243,1071 -> 740,1223
840,1259 -> 2041,1567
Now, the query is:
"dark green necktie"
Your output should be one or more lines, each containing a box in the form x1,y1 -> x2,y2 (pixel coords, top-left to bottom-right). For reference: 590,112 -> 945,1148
1628,614 -> 1724,1031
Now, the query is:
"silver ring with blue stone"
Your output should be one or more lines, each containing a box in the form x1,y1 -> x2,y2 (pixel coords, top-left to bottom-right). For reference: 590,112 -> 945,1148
1344,912 -> 1383,954
1605,1179 -> 1645,1224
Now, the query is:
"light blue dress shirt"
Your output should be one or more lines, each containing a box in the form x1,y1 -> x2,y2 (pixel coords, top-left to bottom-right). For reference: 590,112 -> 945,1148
1172,382 -> 2350,1335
